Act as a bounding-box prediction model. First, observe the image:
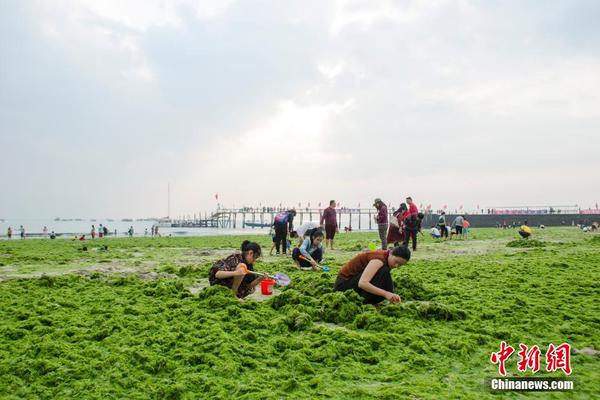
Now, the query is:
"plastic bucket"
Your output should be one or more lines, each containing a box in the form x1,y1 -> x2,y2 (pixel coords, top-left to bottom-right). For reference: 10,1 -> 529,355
261,279 -> 274,295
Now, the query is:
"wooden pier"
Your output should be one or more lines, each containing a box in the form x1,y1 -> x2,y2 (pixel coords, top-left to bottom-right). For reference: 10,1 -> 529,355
170,208 -> 406,230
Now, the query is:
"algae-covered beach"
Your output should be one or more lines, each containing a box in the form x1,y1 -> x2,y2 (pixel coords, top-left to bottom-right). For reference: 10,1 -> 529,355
1,228 -> 599,399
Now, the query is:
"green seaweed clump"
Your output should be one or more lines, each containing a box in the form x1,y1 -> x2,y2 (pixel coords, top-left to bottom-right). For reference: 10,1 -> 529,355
506,239 -> 546,248
319,291 -> 364,324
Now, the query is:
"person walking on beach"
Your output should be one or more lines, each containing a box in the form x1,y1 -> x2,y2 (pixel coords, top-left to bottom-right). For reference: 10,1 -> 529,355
452,215 -> 465,238
128,226 -> 134,237
334,245 -> 411,304
374,199 -> 388,249
154,225 -> 160,237
320,200 -> 338,250
7,226 -> 12,239
91,225 -> 96,239
209,240 -> 265,299
387,203 -> 407,248
272,209 -> 296,255
437,212 -> 448,240
19,225 -> 25,239
42,226 -> 48,238
98,224 -> 104,238
403,197 -> 419,251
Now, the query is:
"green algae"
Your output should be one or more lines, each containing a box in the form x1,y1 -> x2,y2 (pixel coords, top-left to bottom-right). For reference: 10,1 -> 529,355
1,228 -> 599,398
506,239 -> 546,248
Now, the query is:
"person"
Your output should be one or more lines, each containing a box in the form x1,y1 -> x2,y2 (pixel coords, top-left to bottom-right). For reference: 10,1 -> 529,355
272,209 -> 296,255
463,218 -> 471,238
452,215 -> 465,238
50,231 -> 57,240
42,226 -> 48,238
430,226 -> 441,239
292,229 -> 324,270
437,212 -> 448,240
403,197 -> 419,251
334,245 -> 411,304
320,200 -> 338,250
114,228 -> 117,237
91,225 -> 96,239
154,225 -> 160,237
128,226 -> 134,237
290,221 -> 319,247
98,224 -> 104,238
518,221 -> 532,239
103,225 -> 109,237
78,234 -> 85,240
145,228 -> 148,236
387,203 -> 407,247
374,198 -> 388,249
19,225 -> 25,239
592,221 -> 599,232
208,240 -> 265,299
269,231 -> 277,256
7,226 -> 12,239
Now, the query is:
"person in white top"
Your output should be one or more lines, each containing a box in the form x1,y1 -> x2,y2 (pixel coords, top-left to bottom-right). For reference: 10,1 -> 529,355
430,226 -> 441,239
290,221 -> 319,246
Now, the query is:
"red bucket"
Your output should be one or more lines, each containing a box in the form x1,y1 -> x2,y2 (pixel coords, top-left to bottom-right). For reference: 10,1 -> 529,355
261,279 -> 274,295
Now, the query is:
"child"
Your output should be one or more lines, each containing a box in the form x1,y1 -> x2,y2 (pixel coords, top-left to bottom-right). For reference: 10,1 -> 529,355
430,226 -> 441,239
209,240 -> 265,298
292,229 -> 325,271
334,245 -> 411,304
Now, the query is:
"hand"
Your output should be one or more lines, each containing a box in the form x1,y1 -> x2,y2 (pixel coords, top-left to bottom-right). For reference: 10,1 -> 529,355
385,292 -> 401,304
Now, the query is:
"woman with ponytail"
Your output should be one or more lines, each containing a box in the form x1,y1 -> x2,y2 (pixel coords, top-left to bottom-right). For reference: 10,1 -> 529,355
292,229 -> 325,270
209,240 -> 265,298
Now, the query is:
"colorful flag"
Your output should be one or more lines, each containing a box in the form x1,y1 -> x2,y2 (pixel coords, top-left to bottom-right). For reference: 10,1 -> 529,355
215,193 -> 218,200
443,204 -> 447,209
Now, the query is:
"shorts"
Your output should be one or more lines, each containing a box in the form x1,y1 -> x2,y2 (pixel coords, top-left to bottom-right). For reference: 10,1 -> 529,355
325,225 -> 336,240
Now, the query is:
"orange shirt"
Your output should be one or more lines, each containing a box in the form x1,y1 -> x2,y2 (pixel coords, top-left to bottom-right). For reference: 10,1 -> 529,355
463,220 -> 470,229
338,250 -> 389,279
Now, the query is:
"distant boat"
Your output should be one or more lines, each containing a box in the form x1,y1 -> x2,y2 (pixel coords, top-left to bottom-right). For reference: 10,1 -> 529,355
75,218 -> 83,221
107,219 -> 114,222
243,221 -> 271,228
54,217 -> 60,221
90,219 -> 96,222
122,218 -> 133,222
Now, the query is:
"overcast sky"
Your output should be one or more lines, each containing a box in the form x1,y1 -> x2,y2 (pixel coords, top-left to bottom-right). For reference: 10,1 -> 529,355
1,0 -> 599,218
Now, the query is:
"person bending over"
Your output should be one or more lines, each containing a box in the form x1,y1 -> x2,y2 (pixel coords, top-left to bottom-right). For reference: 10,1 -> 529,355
334,245 -> 411,304
518,221 -> 532,239
292,229 -> 325,271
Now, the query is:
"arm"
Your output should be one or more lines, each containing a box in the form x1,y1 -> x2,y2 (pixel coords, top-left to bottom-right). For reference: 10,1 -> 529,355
320,210 -> 326,226
358,260 -> 401,303
214,263 -> 246,279
299,239 -> 312,258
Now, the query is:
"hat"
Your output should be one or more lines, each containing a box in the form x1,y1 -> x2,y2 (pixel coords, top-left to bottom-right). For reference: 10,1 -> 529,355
373,198 -> 382,206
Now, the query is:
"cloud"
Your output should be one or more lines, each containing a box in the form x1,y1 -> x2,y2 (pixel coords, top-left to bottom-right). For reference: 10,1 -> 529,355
0,0 -> 599,218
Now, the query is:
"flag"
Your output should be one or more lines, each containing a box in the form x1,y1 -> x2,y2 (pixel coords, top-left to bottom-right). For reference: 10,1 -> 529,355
459,205 -> 463,210
443,204 -> 447,209
596,202 -> 599,209
318,202 -> 321,207
215,193 -> 218,200
358,203 -> 361,208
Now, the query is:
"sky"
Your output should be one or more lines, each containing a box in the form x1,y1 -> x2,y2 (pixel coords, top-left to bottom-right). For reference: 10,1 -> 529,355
1,0 -> 599,219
